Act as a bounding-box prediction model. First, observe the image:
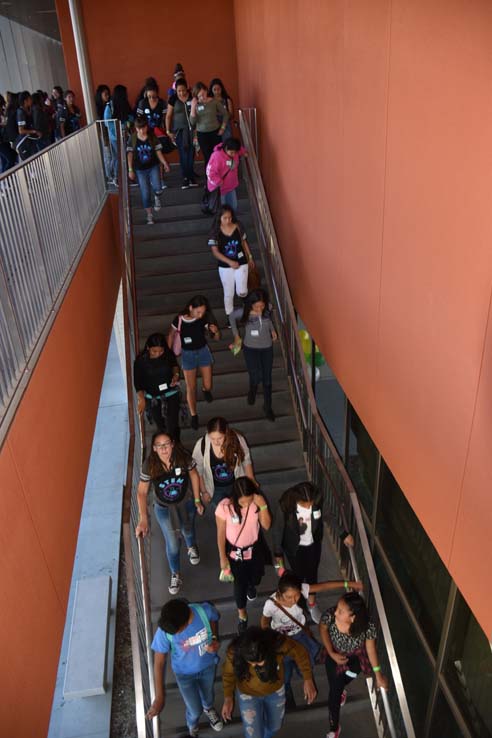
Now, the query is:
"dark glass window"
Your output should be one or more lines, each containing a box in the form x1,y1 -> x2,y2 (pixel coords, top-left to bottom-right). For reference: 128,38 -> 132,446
346,404 -> 378,516
375,462 -> 450,654
313,352 -> 346,458
374,552 -> 434,734
443,593 -> 492,737
428,690 -> 469,738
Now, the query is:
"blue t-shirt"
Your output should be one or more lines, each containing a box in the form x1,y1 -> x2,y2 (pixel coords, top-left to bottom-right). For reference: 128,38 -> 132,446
151,602 -> 219,675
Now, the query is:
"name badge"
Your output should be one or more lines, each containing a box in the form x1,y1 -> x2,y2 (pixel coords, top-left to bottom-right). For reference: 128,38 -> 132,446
237,251 -> 244,258
145,108 -> 150,114
175,468 -> 182,475
250,330 -> 259,336
184,336 -> 192,344
231,515 -> 240,524
313,509 -> 322,519
226,159 -> 233,167
198,105 -> 205,111
158,383 -> 168,391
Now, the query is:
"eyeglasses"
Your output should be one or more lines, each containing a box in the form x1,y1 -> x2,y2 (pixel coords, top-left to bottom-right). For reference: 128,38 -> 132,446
154,442 -> 172,449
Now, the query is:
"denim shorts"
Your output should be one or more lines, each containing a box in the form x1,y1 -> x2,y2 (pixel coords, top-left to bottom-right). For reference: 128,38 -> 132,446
181,345 -> 213,371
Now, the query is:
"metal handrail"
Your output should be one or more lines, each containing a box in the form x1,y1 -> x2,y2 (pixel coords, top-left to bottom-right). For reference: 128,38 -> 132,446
0,122 -> 107,447
239,107 -> 416,738
116,121 -> 159,738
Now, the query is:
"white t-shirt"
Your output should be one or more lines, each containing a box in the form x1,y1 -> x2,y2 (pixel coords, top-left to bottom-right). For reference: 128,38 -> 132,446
262,583 -> 310,635
296,503 -> 314,546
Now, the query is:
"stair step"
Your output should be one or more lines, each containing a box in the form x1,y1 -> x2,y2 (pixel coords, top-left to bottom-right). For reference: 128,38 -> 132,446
132,212 -> 253,240
134,233 -> 259,260
131,198 -> 251,224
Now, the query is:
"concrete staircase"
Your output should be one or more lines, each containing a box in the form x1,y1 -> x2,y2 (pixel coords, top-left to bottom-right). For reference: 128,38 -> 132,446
132,165 -> 378,738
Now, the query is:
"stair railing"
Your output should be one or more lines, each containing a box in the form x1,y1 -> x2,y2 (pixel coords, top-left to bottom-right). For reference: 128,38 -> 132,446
238,107 -> 416,738
116,122 -> 160,738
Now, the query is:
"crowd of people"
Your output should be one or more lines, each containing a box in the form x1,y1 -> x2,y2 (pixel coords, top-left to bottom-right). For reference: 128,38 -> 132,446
0,86 -> 81,171
131,62 -> 388,738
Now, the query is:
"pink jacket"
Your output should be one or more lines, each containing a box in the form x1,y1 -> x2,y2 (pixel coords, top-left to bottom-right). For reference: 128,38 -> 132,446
206,143 -> 247,194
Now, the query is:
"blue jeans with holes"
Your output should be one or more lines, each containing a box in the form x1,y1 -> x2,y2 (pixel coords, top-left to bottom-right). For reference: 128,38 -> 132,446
237,685 -> 285,738
135,164 -> 161,209
175,661 -> 218,732
153,499 -> 196,574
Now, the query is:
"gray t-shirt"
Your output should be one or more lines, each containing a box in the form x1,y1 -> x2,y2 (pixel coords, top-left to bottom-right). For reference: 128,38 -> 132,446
190,99 -> 228,132
243,314 -> 275,349
168,94 -> 193,132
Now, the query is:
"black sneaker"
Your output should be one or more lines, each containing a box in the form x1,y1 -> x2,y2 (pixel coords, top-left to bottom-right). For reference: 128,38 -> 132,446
264,406 -> 276,422
238,617 -> 248,634
247,387 -> 257,405
189,178 -> 199,188
203,390 -> 213,403
285,685 -> 296,711
182,178 -> 190,189
246,585 -> 257,602
191,415 -> 199,430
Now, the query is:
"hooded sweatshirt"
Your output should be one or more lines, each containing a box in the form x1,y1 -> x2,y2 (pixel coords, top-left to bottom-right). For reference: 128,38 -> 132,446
206,143 -> 247,194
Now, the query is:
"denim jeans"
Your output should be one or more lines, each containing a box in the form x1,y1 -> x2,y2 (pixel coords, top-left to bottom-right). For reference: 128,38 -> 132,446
136,164 -> 161,209
153,499 -> 196,573
175,661 -> 218,732
283,631 -> 320,687
176,129 -> 195,180
221,188 -> 238,211
237,685 -> 285,738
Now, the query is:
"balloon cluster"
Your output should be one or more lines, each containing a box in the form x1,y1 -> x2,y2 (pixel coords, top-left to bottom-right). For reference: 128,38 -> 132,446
298,329 -> 325,381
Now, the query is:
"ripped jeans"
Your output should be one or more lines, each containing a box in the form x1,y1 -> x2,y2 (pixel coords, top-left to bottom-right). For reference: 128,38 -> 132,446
237,685 -> 285,738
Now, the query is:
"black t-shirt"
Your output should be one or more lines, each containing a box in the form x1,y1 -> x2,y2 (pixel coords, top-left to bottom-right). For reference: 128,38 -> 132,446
127,133 -> 163,170
133,349 -> 176,396
136,98 -> 166,136
16,107 -> 33,133
140,458 -> 196,506
208,226 -> 248,269
57,105 -> 81,134
172,315 -> 208,351
210,446 -> 235,487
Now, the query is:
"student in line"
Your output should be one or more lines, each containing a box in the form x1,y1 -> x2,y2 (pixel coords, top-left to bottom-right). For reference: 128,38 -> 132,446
133,332 -> 181,440
127,116 -> 171,225
148,598 -> 224,734
193,417 -> 256,511
168,295 -> 220,430
190,82 -> 228,167
221,626 -> 317,738
206,137 -> 247,212
57,90 -> 81,138
215,477 -> 271,633
15,91 -> 42,160
320,593 -> 389,738
261,570 -> 362,708
104,84 -> 133,180
208,78 -> 234,141
229,289 -> 277,422
136,432 -> 203,596
209,205 -> 255,327
272,481 -> 354,624
165,78 -> 198,189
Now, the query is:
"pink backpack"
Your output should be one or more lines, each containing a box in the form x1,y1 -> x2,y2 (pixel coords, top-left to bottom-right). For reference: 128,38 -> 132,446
172,315 -> 183,356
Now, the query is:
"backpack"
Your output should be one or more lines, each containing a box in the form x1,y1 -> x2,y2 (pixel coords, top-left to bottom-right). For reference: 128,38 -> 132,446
165,603 -> 212,652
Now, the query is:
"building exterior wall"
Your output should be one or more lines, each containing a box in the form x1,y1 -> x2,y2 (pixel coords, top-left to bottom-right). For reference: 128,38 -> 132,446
0,200 -> 121,738
233,0 -> 492,636
55,0 -> 239,120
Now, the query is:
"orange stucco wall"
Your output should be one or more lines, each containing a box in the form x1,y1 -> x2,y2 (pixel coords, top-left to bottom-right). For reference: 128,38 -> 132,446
55,0 -> 239,122
0,200 -> 121,738
234,0 -> 492,636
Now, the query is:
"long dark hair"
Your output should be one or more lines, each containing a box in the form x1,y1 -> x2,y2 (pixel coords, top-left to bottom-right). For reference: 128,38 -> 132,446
179,295 -> 216,325
112,84 -> 132,122
95,84 -> 110,118
209,205 -> 240,241
138,333 -> 173,360
279,481 -> 322,516
230,627 -> 285,683
341,592 -> 370,638
206,417 -> 245,469
135,77 -> 159,108
240,289 -> 272,324
208,77 -> 232,103
227,476 -> 257,521
147,432 -> 192,478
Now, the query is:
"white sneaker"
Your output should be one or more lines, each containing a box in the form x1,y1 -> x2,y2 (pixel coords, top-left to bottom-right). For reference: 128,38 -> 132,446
146,212 -> 154,225
188,546 -> 200,565
168,573 -> 182,595
154,194 -> 161,211
327,728 -> 341,738
204,707 -> 223,732
308,603 -> 322,623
